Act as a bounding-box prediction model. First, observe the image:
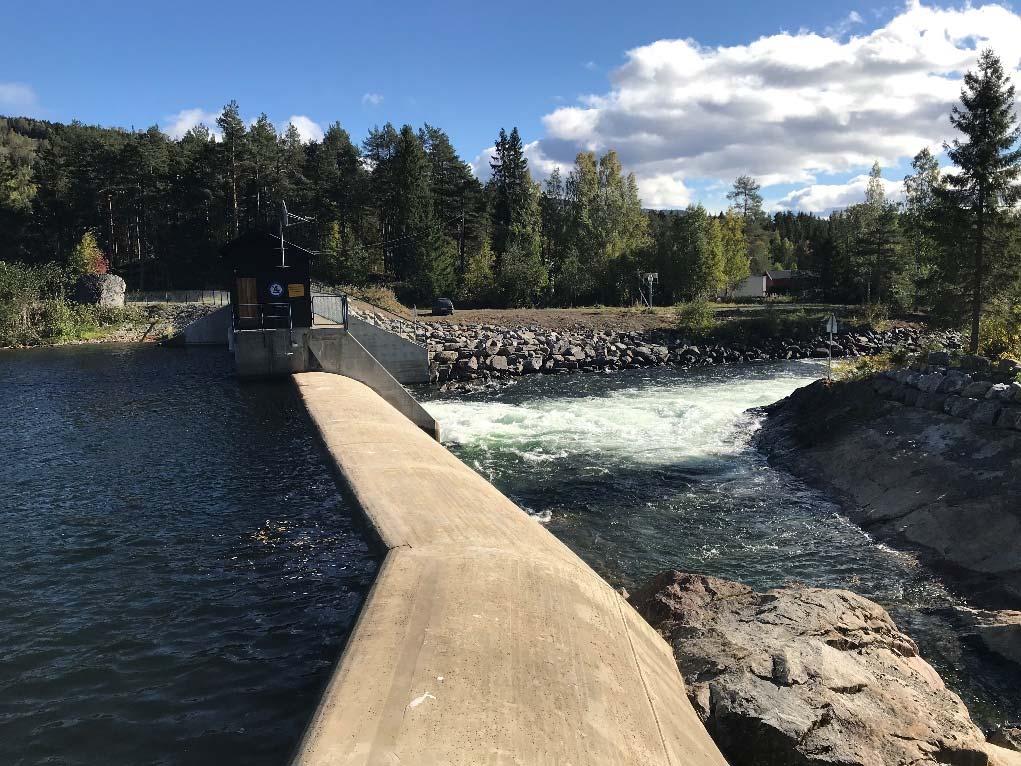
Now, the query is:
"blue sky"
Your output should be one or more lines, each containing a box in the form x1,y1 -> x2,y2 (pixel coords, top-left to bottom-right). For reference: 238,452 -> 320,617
4,0 -> 1021,212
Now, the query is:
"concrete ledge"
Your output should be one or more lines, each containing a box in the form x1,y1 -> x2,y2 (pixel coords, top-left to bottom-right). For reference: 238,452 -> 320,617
291,372 -> 727,766
306,329 -> 439,440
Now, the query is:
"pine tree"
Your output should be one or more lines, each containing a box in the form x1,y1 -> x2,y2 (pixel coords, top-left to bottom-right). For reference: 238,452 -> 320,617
216,101 -> 247,238
726,175 -> 763,219
487,127 -> 544,303
390,125 -> 454,301
420,124 -> 482,277
942,49 -> 1021,352
247,114 -> 279,228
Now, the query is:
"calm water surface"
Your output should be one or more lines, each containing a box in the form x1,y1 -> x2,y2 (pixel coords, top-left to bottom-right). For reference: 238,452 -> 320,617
0,344 -> 378,766
422,361 -> 1021,729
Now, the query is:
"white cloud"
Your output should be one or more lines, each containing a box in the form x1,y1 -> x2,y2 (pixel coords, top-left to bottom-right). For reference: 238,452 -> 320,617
163,107 -> 221,139
777,173 -> 905,213
362,92 -> 384,107
283,115 -> 325,142
825,9 -> 865,38
531,1 -> 1021,210
469,140 -> 573,185
633,173 -> 693,209
0,82 -> 38,111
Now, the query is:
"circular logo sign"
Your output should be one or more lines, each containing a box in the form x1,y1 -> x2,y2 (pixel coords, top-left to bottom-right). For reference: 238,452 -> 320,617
268,282 -> 284,298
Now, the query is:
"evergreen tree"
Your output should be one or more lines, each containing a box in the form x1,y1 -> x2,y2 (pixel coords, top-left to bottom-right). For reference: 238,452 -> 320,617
942,49 -> 1021,352
216,101 -> 247,238
420,124 -> 482,277
726,175 -> 763,219
247,114 -> 279,229
390,125 -> 454,301
487,127 -> 544,303
727,175 -> 769,273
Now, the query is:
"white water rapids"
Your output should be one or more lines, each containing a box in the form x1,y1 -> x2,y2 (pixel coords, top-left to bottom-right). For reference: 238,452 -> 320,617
420,360 -> 1021,727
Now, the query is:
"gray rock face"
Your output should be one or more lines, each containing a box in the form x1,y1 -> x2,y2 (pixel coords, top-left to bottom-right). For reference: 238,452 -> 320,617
73,273 -> 126,306
630,572 -> 990,766
954,607 -> 1021,669
757,379 -> 1021,606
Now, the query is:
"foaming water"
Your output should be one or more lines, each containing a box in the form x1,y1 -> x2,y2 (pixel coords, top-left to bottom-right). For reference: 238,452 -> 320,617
422,361 -> 1021,728
0,345 -> 378,765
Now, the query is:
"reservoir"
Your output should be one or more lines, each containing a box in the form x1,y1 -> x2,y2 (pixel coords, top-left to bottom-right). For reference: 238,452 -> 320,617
0,345 -> 378,765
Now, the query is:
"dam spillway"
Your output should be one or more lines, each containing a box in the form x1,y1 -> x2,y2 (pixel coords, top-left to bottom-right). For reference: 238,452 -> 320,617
290,371 -> 728,766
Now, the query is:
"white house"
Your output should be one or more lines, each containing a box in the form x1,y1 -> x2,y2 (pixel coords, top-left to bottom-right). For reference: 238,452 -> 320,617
730,274 -> 766,299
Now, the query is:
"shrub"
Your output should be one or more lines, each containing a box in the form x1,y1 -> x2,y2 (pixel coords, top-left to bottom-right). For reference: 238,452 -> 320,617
977,301 -> 1021,359
835,352 -> 897,381
851,302 -> 890,330
675,300 -> 717,337
67,231 -> 109,278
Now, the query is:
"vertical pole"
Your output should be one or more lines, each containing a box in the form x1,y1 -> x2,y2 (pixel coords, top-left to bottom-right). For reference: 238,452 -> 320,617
828,327 -> 833,381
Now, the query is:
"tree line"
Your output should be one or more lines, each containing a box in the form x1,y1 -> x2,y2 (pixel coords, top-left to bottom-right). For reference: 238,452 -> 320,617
1,49 -> 1019,351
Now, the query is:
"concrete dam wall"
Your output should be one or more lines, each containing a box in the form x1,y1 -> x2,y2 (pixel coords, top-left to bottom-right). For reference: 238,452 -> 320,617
290,372 -> 728,766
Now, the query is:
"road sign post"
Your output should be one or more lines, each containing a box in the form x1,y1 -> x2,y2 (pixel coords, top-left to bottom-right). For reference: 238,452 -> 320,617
824,313 -> 838,381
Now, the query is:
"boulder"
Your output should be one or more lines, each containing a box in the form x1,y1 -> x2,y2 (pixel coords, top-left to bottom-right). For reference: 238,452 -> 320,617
918,373 -> 946,394
947,396 -> 981,419
73,273 -> 126,306
954,607 -> 1021,669
989,727 -> 1021,752
630,571 -> 990,766
972,401 -> 1003,426
963,381 -> 994,399
928,350 -> 951,366
962,354 -> 992,372
987,384 -> 1014,401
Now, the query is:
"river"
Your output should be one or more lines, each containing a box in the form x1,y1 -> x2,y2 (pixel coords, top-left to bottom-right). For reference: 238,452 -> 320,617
421,360 -> 1021,730
1,347 -> 1017,765
0,344 -> 378,766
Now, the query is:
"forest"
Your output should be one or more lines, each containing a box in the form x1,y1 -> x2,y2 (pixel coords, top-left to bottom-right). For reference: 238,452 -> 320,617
1,50 -> 1019,351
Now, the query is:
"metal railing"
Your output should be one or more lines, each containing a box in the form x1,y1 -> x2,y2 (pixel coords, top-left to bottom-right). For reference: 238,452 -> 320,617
310,283 -> 423,345
126,289 -> 230,305
236,302 -> 293,330
311,294 -> 349,329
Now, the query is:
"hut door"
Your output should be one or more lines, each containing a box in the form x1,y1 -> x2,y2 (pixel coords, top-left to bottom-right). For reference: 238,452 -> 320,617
237,277 -> 258,325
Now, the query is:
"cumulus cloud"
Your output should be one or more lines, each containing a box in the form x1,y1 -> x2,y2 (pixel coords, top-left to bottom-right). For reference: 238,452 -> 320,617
283,115 -> 325,142
470,140 -> 573,184
163,108 -> 221,139
362,92 -> 384,107
0,82 -> 38,111
533,1 -> 1021,209
776,173 -> 904,213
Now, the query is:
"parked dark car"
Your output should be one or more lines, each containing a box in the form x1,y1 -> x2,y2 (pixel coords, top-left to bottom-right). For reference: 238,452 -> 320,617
432,297 -> 455,316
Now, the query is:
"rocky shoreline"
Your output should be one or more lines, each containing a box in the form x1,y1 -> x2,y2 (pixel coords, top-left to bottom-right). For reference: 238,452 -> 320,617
754,359 -> 1021,610
353,307 -> 954,388
630,571 -> 1021,766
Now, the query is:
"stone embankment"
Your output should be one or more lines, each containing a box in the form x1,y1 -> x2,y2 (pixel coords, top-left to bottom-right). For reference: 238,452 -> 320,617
630,571 -> 1021,766
755,355 -> 1021,610
353,307 -> 947,385
871,351 -> 1021,430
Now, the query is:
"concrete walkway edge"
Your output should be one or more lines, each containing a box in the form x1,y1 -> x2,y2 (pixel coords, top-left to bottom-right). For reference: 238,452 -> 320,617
290,371 -> 729,766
